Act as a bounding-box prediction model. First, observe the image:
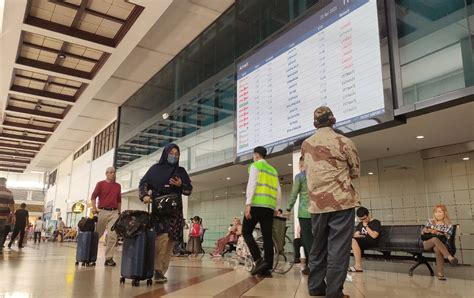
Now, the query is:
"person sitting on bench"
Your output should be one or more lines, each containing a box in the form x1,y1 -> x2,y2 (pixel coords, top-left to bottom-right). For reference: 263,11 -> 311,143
210,217 -> 242,257
349,207 -> 381,272
421,204 -> 458,280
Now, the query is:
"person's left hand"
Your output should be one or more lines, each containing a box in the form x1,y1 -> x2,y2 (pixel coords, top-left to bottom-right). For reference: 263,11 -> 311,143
169,176 -> 182,187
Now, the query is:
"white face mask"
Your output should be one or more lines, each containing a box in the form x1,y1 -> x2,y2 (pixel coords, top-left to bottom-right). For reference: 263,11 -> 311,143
167,155 -> 178,164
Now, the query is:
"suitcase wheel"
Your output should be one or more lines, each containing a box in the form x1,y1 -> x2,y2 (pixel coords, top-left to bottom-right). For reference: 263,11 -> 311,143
147,279 -> 153,286
82,262 -> 86,266
120,277 -> 125,285
132,280 -> 140,287
75,262 -> 79,266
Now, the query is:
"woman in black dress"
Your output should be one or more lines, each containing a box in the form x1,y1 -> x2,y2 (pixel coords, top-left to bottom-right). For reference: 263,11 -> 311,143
139,143 -> 193,283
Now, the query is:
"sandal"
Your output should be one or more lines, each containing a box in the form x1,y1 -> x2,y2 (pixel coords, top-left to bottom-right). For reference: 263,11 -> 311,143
437,275 -> 447,281
449,257 -> 459,266
348,266 -> 363,273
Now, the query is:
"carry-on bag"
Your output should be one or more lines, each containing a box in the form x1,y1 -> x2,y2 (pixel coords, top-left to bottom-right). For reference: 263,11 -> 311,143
75,231 -> 99,267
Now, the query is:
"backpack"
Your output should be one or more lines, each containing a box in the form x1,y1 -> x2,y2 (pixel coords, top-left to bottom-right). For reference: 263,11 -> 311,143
111,210 -> 152,238
77,217 -> 97,232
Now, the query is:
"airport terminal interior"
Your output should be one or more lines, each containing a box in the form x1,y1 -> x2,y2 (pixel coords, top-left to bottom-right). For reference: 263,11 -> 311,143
0,0 -> 473,297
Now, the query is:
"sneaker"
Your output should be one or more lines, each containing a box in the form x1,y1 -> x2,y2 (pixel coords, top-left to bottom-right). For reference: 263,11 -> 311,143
251,259 -> 269,276
154,271 -> 167,283
104,258 -> 116,266
18,246 -> 24,249
258,270 -> 273,278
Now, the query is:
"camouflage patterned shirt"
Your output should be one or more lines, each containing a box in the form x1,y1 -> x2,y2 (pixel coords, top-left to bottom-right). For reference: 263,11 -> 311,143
301,127 -> 360,214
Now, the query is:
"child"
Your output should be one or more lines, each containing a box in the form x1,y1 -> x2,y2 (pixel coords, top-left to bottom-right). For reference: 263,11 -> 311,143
186,216 -> 203,257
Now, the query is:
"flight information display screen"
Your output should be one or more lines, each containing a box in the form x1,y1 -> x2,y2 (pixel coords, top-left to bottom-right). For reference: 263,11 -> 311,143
236,0 -> 385,156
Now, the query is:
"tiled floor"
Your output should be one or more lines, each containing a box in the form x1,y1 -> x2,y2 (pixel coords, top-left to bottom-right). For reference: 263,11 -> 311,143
1,242 -> 473,297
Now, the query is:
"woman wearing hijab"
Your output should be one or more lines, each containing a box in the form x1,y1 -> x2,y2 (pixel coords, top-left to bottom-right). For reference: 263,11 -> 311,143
139,143 -> 193,283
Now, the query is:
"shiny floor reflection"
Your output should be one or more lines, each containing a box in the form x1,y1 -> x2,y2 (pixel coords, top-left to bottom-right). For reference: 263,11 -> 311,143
1,243 -> 473,297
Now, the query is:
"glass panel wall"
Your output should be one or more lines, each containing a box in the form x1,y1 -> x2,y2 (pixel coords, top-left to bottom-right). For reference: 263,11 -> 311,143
116,0 -> 474,188
116,0 -> 325,174
396,0 -> 474,105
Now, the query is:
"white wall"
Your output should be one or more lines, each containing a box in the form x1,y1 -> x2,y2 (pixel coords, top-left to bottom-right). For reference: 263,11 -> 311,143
44,121 -> 117,219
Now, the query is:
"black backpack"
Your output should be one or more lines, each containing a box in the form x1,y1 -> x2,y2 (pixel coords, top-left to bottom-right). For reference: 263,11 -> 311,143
111,210 -> 152,238
77,217 -> 97,232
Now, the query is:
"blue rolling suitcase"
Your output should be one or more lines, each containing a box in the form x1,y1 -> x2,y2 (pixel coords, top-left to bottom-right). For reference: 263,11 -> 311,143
120,229 -> 155,287
75,231 -> 99,267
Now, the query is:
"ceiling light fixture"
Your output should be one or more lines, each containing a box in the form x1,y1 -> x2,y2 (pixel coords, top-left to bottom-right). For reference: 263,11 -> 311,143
463,157 -> 470,161
368,172 -> 374,175
162,113 -> 169,120
288,163 -> 293,167
226,177 -> 231,180
416,135 -> 424,139
58,52 -> 66,59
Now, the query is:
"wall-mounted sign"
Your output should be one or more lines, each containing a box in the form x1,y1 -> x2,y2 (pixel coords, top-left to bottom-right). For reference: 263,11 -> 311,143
72,202 -> 85,214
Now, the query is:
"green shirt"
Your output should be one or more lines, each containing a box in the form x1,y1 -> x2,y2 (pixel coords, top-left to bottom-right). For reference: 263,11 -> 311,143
287,172 -> 310,218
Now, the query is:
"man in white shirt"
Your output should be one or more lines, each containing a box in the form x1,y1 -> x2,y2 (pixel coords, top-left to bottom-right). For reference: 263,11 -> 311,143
33,216 -> 44,245
242,146 -> 282,277
56,217 -> 65,242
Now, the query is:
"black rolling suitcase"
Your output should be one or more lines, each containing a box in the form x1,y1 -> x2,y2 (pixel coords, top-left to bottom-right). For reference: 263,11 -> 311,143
75,231 -> 99,267
120,229 -> 155,286
113,206 -> 155,286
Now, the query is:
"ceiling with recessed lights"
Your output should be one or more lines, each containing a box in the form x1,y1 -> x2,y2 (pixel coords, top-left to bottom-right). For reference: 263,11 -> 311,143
0,0 -> 234,173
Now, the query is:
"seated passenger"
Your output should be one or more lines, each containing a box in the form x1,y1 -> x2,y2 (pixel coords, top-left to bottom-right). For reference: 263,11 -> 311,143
349,207 -> 381,272
211,218 -> 242,257
421,204 -> 458,280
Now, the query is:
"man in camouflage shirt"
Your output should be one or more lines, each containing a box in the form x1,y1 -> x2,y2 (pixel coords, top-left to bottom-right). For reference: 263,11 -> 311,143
301,106 -> 360,298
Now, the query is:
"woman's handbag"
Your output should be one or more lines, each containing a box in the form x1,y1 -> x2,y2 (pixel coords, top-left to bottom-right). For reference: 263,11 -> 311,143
153,192 -> 182,216
421,232 -> 447,244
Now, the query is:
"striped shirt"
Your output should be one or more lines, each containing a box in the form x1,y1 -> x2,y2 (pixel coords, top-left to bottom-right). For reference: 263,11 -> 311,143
0,186 -> 14,221
424,219 -> 454,239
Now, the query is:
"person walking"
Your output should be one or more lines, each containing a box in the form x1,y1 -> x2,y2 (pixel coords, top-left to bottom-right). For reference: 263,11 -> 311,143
242,146 -> 282,277
8,203 -> 29,249
0,178 -> 14,253
90,167 -> 122,266
140,143 -> 193,283
33,217 -> 44,244
302,106 -> 360,298
56,217 -> 65,242
285,156 -> 313,275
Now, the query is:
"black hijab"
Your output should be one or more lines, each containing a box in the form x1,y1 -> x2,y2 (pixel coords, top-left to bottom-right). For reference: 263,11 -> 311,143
140,143 -> 182,193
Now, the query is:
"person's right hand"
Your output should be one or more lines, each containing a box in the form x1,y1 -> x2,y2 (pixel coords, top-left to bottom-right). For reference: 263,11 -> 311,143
245,205 -> 251,220
282,211 -> 291,218
143,196 -> 151,204
92,207 -> 98,215
354,231 -> 362,238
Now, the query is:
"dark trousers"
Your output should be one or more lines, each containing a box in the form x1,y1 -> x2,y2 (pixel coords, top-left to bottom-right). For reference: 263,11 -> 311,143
299,217 -> 313,266
34,232 -> 41,243
308,208 -> 355,298
293,237 -> 302,260
9,226 -> 26,247
242,207 -> 274,266
1,224 -> 10,247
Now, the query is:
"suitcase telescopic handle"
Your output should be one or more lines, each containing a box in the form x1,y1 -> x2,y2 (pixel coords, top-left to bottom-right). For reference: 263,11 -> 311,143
147,189 -> 152,214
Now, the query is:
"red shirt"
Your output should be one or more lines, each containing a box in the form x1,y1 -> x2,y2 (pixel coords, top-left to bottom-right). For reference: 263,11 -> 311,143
91,180 -> 121,209
190,223 -> 201,237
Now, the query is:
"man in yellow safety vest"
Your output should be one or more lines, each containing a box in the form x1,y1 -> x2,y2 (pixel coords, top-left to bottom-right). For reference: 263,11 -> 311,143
242,146 -> 282,277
